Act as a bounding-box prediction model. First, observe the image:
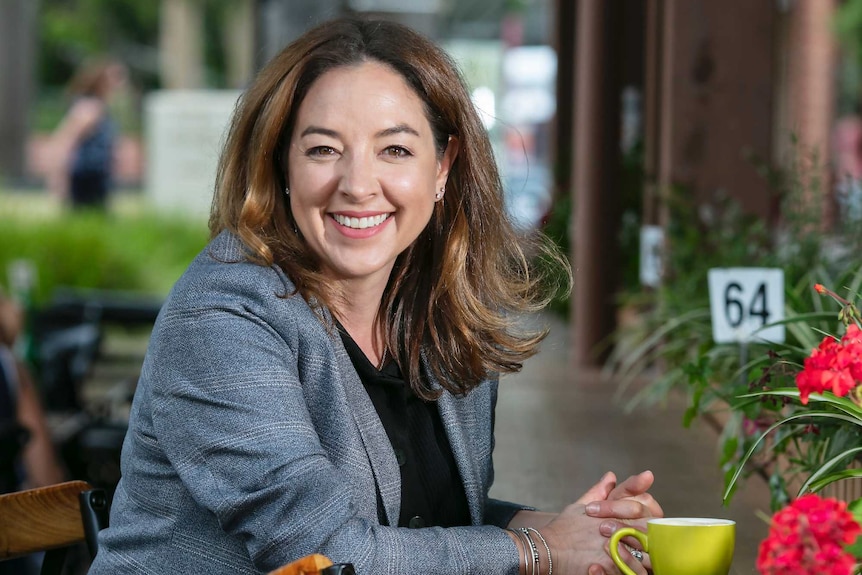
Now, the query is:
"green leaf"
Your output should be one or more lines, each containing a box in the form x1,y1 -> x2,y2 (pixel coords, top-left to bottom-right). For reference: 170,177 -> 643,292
720,436 -> 739,466
768,472 -> 790,511
738,388 -> 862,421
798,447 -> 862,495
722,466 -> 738,506
683,386 -> 704,428
843,534 -> 862,561
848,497 -> 862,523
806,468 -> 862,493
844,498 -> 862,560
723,409 -> 862,502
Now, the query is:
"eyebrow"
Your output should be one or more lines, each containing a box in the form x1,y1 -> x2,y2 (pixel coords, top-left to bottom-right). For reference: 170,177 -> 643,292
378,123 -> 420,138
299,123 -> 421,139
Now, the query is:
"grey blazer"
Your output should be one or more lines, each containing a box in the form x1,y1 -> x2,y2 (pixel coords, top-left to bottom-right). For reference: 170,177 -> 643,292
89,231 -> 524,575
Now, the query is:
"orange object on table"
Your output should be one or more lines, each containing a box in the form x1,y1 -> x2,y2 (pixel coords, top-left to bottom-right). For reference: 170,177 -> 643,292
268,553 -> 334,575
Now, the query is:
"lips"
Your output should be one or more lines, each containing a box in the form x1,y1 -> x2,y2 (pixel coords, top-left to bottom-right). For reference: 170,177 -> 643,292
331,213 -> 391,229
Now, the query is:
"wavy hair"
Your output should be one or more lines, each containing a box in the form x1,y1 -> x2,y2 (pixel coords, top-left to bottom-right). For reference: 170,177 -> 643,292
209,17 -> 571,399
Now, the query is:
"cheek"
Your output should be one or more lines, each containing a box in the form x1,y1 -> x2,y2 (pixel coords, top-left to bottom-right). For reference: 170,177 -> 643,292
384,167 -> 439,204
289,170 -> 336,208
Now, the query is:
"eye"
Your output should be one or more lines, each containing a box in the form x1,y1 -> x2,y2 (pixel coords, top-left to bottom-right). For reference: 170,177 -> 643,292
307,145 -> 337,157
383,146 -> 412,159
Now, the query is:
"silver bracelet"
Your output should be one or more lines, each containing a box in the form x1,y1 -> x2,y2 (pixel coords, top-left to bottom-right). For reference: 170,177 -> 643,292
507,528 -> 534,575
518,528 -> 540,575
526,527 -> 553,575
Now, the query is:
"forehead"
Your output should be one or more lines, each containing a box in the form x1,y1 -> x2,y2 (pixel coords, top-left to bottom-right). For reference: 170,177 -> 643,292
292,61 -> 432,134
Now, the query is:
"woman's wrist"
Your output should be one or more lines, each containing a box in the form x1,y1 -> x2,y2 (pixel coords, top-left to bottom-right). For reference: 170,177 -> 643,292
507,509 -> 557,529
506,527 -> 553,575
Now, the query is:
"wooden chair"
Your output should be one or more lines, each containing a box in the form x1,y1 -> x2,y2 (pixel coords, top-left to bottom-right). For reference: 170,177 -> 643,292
0,480 -> 109,574
268,553 -> 355,575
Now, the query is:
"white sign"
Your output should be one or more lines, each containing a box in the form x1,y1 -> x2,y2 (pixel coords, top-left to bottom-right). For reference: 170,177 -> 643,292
145,90 -> 242,218
639,225 -> 664,287
708,268 -> 785,343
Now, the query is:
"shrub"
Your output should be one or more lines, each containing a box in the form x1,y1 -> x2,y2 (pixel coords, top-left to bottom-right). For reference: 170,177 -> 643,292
0,196 -> 208,303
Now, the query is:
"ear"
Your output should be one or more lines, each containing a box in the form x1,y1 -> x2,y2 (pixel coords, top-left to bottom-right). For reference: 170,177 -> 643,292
435,136 -> 460,190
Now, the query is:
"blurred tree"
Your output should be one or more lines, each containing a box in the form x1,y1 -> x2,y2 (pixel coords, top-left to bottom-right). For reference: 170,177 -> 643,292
36,0 -> 254,134
38,0 -> 247,91
159,0 -> 204,89
39,0 -> 160,89
0,0 -> 39,182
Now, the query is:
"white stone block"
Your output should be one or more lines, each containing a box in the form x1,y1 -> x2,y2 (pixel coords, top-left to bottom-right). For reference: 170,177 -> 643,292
144,90 -> 242,218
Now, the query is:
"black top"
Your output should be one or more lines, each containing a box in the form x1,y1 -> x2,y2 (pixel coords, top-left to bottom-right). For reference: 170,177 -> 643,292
338,327 -> 471,529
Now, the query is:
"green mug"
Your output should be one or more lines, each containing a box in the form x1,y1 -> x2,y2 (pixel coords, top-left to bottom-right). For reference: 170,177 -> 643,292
609,518 -> 735,575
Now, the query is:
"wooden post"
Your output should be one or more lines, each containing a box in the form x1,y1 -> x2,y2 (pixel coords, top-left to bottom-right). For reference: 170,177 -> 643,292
570,0 -> 623,366
552,0 -> 576,201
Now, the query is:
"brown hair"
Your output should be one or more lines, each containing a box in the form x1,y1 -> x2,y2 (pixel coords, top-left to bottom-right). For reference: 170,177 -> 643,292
210,17 -> 571,398
67,58 -> 124,99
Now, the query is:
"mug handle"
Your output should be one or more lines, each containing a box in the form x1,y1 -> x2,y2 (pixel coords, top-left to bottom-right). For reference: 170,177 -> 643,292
609,527 -> 649,575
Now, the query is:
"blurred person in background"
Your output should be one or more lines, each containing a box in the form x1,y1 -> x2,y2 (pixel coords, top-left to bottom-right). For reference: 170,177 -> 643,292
89,17 -> 661,575
0,293 -> 65,492
47,58 -> 127,210
0,293 -> 66,574
0,292 -> 66,575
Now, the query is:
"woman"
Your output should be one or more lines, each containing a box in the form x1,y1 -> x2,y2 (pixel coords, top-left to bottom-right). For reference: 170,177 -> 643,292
48,58 -> 126,209
89,17 -> 660,575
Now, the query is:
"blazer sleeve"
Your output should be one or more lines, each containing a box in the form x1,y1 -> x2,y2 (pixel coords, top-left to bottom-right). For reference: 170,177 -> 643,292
482,378 -> 536,528
147,271 -> 521,575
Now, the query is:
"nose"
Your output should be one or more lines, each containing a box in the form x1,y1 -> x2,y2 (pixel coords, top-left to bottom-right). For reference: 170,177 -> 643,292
337,152 -> 379,201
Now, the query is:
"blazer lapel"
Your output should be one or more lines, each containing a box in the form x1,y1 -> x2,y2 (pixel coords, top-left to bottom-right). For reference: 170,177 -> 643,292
425,358 -> 484,525
331,331 -> 402,526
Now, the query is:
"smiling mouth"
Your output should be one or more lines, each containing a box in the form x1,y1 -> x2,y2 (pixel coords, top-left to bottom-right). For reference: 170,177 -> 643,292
332,213 -> 391,229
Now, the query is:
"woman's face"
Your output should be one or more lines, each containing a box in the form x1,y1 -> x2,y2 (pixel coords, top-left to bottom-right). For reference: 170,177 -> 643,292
286,61 -> 457,289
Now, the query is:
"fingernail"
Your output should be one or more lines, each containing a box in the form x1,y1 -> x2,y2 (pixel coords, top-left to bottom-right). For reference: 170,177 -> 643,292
585,503 -> 600,514
600,522 -> 616,536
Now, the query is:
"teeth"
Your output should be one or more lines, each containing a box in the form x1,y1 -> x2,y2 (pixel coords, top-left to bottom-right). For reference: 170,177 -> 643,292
333,213 -> 390,229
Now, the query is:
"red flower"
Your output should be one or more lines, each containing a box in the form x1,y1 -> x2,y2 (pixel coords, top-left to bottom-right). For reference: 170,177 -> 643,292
757,494 -> 861,575
795,324 -> 862,404
814,284 -> 827,294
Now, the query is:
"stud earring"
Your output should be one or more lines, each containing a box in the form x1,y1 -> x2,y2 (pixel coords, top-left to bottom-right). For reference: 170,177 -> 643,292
284,186 -> 290,196
435,187 -> 445,201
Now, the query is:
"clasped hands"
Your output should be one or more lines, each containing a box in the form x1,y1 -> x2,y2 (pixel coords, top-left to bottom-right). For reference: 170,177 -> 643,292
511,470 -> 662,575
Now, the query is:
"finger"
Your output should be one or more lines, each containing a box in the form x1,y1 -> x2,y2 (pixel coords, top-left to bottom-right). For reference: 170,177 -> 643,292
620,493 -> 663,518
608,470 -> 654,500
586,499 -> 651,519
622,534 -> 646,550
576,471 -> 618,505
641,551 -> 652,572
607,540 -> 649,575
620,549 -> 648,575
588,565 -> 607,575
598,520 -> 649,538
